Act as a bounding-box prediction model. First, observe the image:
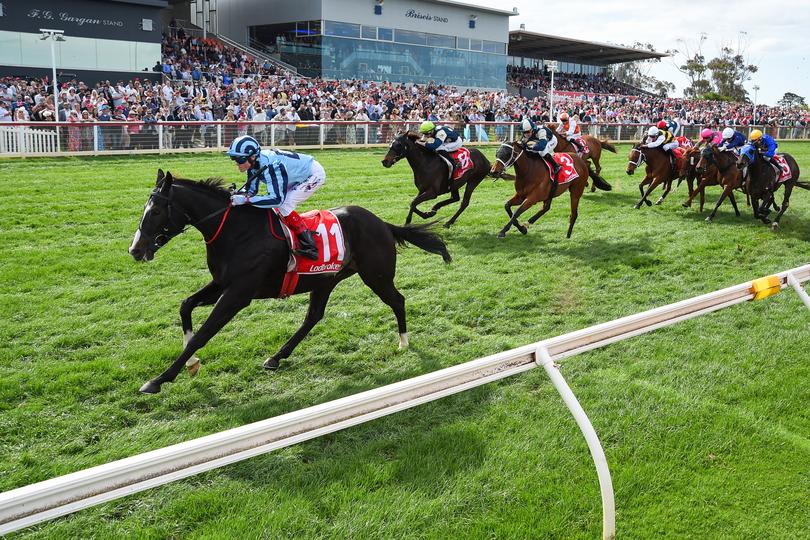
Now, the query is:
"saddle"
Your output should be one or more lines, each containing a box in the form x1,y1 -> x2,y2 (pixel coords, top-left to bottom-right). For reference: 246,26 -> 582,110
438,148 -> 474,182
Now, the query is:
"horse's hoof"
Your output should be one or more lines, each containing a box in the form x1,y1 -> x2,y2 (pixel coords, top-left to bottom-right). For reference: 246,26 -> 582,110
682,203 -> 690,208
424,211 -> 437,218
186,359 -> 201,378
705,216 -> 713,223
518,224 -> 528,235
263,357 -> 280,371
497,232 -> 506,239
443,221 -> 453,229
644,199 -> 653,207
771,222 -> 780,231
139,380 -> 161,394
633,203 -> 641,210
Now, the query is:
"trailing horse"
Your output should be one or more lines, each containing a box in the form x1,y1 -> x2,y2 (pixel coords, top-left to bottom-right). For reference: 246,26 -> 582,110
547,123 -> 616,192
129,169 -> 451,394
490,142 -> 593,239
737,146 -> 807,229
381,132 -> 490,227
691,145 -> 745,222
626,144 -> 699,208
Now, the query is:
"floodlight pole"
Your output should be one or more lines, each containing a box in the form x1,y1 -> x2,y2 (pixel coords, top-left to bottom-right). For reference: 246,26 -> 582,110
40,29 -> 64,151
752,85 -> 760,128
548,60 -> 558,122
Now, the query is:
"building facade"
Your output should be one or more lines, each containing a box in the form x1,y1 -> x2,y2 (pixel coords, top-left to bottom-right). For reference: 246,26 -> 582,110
0,0 -> 165,82
207,0 -> 515,88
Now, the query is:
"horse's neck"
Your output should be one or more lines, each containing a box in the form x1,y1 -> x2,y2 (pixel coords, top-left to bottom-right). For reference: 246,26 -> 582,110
406,143 -> 443,176
174,185 -> 227,238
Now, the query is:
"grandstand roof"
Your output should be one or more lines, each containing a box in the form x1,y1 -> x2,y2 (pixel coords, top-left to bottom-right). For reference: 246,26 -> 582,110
424,0 -> 518,16
508,30 -> 668,66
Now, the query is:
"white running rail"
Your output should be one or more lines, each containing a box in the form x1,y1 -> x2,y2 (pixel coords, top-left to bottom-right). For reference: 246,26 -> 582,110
1,264 -> 809,538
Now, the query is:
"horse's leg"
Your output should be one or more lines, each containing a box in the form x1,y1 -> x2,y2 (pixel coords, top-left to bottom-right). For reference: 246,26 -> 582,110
656,178 -> 674,205
444,178 -> 479,228
426,180 -> 464,217
566,184 -> 584,238
683,176 -> 709,208
503,194 -> 528,235
635,176 -> 661,209
699,182 -> 706,212
264,282 -> 338,370
356,270 -> 409,349
179,281 -> 223,377
526,198 -> 553,224
706,183 -> 734,222
406,190 -> 438,224
140,289 -> 253,394
498,198 -> 536,238
770,184 -> 793,229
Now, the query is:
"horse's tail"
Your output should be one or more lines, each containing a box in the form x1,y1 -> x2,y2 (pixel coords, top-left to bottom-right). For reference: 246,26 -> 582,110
387,222 -> 452,263
599,139 -> 617,153
587,164 -> 612,191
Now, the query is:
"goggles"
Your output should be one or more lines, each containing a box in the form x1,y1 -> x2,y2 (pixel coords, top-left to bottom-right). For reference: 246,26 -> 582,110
230,155 -> 250,165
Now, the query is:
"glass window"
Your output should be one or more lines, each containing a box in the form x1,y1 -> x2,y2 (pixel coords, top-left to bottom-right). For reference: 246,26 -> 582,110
483,40 -> 505,54
427,34 -> 455,49
136,42 -> 160,72
19,32 -> 54,68
0,31 -> 22,66
98,39 -> 134,71
60,36 -> 98,70
324,21 -> 360,38
361,25 -> 376,40
457,37 -> 469,50
469,39 -> 482,51
378,27 -> 393,41
395,29 -> 426,46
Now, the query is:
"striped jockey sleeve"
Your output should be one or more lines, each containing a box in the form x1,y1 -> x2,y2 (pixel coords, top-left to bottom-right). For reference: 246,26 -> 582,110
248,161 -> 288,208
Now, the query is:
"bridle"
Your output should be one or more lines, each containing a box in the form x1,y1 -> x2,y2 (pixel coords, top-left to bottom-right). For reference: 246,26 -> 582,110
627,147 -> 645,168
386,137 -> 409,164
496,142 -> 523,170
140,186 -> 229,249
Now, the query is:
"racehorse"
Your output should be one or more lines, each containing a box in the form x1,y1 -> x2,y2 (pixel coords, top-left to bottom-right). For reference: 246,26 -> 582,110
736,147 -> 807,229
381,132 -> 490,227
692,145 -> 745,222
626,144 -> 699,209
547,123 -> 617,191
129,169 -> 451,394
490,142 -> 593,238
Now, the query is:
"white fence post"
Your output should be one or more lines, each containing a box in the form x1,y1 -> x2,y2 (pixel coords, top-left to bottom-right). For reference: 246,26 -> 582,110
158,124 -> 164,153
93,126 -> 99,154
216,124 -> 222,149
535,346 -> 616,540
787,273 -> 810,311
319,123 -> 325,149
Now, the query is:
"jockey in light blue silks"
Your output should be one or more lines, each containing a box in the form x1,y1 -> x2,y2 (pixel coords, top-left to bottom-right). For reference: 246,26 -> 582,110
520,117 -> 561,189
226,135 -> 325,260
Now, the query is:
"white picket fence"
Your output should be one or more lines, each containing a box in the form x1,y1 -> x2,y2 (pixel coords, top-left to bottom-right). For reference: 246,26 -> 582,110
1,264 -> 809,538
0,126 -> 58,154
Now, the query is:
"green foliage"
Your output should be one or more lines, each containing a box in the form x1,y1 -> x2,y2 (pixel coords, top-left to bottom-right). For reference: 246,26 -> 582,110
673,35 -> 758,101
699,91 -> 735,102
1,145 -> 810,538
778,92 -> 807,109
609,42 -> 675,96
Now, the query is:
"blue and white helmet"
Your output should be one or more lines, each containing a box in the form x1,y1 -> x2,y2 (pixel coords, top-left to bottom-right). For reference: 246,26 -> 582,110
226,135 -> 260,159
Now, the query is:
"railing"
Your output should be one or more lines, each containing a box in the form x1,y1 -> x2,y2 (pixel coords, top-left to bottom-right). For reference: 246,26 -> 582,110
1,264 -> 808,537
1,121 -> 809,157
215,33 -> 299,76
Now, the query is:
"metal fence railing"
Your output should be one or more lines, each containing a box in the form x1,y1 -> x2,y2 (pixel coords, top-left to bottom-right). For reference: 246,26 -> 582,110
1,122 -> 808,157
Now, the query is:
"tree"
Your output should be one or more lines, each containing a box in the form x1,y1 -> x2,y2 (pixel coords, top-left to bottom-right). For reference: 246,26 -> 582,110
706,46 -> 758,101
777,92 -> 807,108
670,34 -> 711,97
671,33 -> 758,101
609,42 -> 676,96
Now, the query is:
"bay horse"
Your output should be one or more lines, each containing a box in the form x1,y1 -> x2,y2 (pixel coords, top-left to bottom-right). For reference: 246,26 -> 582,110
626,144 -> 699,209
490,143 -> 591,239
548,123 -> 617,191
381,132 -> 490,228
736,146 -> 807,229
129,169 -> 451,394
690,146 -> 745,222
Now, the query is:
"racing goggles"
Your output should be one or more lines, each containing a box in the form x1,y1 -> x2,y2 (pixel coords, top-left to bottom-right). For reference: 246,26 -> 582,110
230,155 -> 251,165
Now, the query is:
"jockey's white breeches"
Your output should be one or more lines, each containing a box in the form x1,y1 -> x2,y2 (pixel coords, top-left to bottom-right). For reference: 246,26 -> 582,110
437,138 -> 463,152
278,160 -> 326,217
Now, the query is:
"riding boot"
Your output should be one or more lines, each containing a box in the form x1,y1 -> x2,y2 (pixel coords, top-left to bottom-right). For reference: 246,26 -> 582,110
669,153 -> 677,178
543,154 -> 561,197
768,159 -> 782,178
283,210 -> 319,260
437,149 -> 459,196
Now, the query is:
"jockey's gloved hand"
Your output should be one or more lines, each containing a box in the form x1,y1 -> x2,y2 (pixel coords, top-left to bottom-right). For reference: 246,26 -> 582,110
230,194 -> 249,206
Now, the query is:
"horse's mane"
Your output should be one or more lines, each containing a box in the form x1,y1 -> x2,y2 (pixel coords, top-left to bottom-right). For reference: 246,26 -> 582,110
172,176 -> 231,199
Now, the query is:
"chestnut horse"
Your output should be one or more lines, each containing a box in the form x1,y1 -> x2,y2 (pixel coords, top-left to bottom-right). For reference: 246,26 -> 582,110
548,123 -> 616,191
626,144 -> 699,209
693,145 -> 745,222
490,143 -> 589,238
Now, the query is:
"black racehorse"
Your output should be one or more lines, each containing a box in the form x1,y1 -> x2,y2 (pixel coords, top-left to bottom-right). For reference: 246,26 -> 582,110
381,132 -> 490,227
737,145 -> 807,229
129,169 -> 451,394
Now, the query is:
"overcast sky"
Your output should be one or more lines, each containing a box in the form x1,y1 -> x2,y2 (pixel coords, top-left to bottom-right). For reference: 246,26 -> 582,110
468,0 -> 809,105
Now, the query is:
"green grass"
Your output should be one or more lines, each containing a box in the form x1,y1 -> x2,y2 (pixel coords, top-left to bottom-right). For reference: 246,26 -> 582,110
1,143 -> 809,539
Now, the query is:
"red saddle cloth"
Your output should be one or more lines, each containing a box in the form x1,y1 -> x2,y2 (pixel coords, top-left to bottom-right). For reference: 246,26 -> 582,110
449,148 -> 474,180
773,154 -> 792,183
574,136 -> 589,155
271,209 -> 346,298
676,136 -> 693,149
672,147 -> 689,174
542,153 -> 579,185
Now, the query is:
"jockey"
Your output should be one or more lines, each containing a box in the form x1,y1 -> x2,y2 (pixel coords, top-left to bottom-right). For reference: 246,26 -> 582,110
555,112 -> 584,154
226,135 -> 324,260
717,127 -> 747,153
749,129 -> 781,176
643,125 -> 680,175
417,120 -> 464,178
697,128 -> 723,148
660,118 -> 681,136
520,118 -> 561,186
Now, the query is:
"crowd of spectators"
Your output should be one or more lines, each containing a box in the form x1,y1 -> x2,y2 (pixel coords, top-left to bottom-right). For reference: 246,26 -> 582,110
1,30 -> 808,151
507,64 -> 651,97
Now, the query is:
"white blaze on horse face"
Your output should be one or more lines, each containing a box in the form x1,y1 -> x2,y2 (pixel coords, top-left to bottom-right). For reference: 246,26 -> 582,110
399,332 -> 409,350
129,199 -> 154,253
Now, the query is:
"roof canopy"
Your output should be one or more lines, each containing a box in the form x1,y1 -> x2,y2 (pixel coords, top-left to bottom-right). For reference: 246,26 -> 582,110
508,30 -> 667,66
